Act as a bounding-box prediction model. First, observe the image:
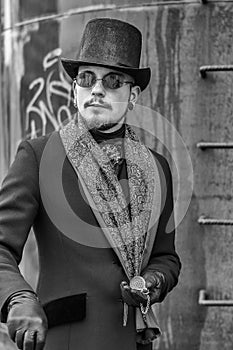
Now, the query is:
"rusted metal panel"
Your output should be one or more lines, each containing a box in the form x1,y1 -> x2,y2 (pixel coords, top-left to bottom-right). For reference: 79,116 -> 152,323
176,3 -> 233,350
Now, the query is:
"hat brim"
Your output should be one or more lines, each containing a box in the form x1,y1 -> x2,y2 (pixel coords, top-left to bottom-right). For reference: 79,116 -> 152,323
61,58 -> 151,92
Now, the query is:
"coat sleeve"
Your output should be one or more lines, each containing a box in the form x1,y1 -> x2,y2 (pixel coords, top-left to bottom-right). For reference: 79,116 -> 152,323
142,152 -> 182,302
0,141 -> 40,318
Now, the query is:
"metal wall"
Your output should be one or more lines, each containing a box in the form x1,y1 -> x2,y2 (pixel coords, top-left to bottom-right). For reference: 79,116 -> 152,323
1,0 -> 233,349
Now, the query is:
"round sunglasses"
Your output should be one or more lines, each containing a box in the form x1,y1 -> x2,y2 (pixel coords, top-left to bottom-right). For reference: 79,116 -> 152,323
74,71 -> 134,90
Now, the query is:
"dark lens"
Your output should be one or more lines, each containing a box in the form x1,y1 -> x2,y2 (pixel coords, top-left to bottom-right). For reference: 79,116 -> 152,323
104,73 -> 124,89
77,71 -> 95,88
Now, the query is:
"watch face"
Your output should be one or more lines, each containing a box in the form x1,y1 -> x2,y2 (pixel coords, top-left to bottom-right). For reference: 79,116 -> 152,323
129,276 -> 146,291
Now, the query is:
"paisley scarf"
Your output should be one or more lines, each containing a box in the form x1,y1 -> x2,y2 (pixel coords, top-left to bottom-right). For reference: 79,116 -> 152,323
60,114 -> 162,341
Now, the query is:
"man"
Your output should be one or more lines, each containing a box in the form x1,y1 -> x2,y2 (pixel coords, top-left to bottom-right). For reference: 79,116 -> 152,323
0,18 -> 181,350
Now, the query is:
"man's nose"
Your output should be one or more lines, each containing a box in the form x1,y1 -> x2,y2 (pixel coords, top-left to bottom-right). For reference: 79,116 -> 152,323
91,79 -> 106,96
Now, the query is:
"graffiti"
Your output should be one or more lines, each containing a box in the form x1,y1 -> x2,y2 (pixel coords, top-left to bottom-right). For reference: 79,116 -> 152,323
26,48 -> 73,139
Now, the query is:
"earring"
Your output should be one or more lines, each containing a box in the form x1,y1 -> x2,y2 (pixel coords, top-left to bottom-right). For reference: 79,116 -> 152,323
73,80 -> 78,108
73,98 -> 77,108
128,101 -> 134,111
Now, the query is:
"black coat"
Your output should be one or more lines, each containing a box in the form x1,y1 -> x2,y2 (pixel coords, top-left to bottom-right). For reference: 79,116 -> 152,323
0,132 -> 181,350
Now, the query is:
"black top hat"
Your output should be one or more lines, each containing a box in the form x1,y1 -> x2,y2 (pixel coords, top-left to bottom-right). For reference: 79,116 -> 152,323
61,18 -> 151,91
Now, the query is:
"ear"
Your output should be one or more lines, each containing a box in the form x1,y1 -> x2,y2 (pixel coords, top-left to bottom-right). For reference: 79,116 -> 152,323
129,85 -> 141,105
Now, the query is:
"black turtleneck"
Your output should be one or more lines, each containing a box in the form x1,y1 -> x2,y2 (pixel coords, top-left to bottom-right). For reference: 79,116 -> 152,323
90,123 -> 125,143
90,124 -> 126,176
90,124 -> 130,207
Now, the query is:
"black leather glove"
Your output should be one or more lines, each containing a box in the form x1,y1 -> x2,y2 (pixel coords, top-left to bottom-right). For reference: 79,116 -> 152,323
120,271 -> 165,307
142,270 -> 165,304
6,291 -> 48,350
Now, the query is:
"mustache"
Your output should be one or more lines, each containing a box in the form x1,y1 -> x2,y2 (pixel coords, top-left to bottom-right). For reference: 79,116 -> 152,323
84,98 -> 112,110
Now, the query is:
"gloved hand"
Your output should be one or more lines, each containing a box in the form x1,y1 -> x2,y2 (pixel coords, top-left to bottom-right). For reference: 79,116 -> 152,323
120,271 -> 165,307
6,291 -> 48,350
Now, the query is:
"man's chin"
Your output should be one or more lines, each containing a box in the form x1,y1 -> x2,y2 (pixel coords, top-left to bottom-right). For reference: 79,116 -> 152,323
79,111 -> 126,132
81,116 -> 113,131
85,120 -> 110,131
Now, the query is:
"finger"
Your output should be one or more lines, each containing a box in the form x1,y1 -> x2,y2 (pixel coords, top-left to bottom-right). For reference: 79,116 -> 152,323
121,281 -> 128,285
146,280 -> 153,289
15,329 -> 26,350
142,274 -> 155,289
23,330 -> 36,350
120,283 -> 131,295
6,321 -> 17,342
120,281 -> 130,289
35,330 -> 47,350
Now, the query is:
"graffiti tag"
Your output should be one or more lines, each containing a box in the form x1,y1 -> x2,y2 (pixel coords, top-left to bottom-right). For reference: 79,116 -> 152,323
26,48 -> 73,139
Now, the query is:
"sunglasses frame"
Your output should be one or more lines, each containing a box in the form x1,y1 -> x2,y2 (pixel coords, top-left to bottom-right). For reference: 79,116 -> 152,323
74,70 -> 134,90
